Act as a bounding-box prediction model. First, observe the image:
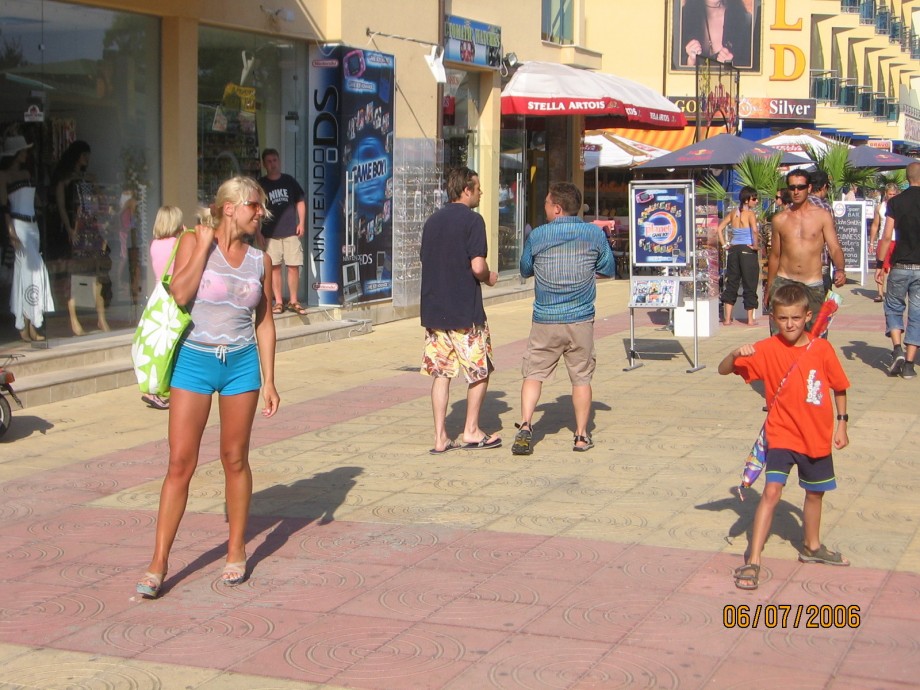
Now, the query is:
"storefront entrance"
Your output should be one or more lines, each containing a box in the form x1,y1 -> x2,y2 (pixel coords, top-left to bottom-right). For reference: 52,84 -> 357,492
0,1 -> 161,347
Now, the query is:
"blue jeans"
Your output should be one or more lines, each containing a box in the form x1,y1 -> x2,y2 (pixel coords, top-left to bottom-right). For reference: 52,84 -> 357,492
884,267 -> 920,346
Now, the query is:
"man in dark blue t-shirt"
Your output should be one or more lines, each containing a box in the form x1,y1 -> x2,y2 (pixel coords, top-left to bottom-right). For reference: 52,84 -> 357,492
258,148 -> 306,314
420,167 -> 500,454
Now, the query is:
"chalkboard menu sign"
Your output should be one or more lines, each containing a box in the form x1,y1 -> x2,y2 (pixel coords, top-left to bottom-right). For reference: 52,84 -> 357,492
831,201 -> 866,272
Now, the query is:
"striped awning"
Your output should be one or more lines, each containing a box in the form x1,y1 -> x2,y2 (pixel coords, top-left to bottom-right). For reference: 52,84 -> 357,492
602,125 -> 727,152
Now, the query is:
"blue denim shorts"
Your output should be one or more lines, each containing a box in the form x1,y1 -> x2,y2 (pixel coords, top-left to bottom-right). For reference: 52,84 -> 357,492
884,267 -> 920,346
171,341 -> 261,395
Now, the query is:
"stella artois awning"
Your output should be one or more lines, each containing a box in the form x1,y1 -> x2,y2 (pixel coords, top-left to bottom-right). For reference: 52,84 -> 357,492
501,61 -> 686,129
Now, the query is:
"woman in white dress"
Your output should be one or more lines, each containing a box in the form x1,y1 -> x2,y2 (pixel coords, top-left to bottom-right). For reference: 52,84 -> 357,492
1,136 -> 55,341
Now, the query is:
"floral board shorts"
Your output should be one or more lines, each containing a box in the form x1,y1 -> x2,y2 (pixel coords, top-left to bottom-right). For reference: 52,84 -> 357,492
421,322 -> 494,383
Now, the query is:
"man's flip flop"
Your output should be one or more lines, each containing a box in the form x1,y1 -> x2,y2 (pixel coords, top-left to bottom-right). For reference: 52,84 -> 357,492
429,440 -> 462,455
462,435 -> 502,450
733,563 -> 760,590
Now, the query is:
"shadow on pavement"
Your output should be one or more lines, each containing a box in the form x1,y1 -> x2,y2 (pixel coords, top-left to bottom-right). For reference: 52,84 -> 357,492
621,337 -> 688,364
530,395 -> 612,445
444,388 -> 512,440
839,339 -> 892,373
160,466 -> 363,593
695,486 -> 805,552
0,414 -> 55,441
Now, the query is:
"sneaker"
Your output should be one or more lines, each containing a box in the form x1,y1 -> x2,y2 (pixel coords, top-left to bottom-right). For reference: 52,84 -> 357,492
888,347 -> 905,377
902,361 -> 916,379
511,423 -> 533,456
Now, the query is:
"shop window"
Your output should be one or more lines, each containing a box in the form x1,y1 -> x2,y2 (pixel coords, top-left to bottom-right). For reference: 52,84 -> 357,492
0,1 -> 160,345
197,27 -> 307,205
542,0 -> 574,45
443,69 -> 480,172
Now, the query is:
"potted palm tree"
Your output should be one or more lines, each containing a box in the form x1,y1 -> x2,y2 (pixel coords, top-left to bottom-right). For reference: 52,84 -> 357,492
808,143 -> 878,198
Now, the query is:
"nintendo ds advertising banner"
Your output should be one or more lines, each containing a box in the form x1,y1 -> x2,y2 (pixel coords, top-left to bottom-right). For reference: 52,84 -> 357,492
629,182 -> 692,267
308,45 -> 395,306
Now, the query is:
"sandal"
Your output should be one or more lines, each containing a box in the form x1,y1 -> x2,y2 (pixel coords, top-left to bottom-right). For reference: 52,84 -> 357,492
136,571 -> 166,598
272,303 -> 285,315
222,560 -> 247,585
733,563 -> 760,590
141,394 -> 170,410
287,302 -> 309,316
573,434 -> 594,452
429,439 -> 461,455
511,423 -> 533,456
799,544 -> 850,566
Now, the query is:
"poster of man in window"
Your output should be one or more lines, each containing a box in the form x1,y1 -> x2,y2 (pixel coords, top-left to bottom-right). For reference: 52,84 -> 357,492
671,0 -> 761,72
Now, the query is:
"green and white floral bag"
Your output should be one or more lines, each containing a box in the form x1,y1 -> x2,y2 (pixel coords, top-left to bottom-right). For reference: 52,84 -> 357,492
131,233 -> 192,396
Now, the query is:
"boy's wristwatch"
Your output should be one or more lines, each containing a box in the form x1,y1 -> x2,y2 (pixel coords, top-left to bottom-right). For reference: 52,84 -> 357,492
836,414 -> 849,421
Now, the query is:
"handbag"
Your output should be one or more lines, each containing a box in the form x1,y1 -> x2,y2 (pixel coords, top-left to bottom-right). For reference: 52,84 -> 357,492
131,233 -> 191,396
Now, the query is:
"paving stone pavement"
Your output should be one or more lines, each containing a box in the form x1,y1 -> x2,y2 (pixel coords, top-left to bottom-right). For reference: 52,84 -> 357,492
1,279 -> 919,690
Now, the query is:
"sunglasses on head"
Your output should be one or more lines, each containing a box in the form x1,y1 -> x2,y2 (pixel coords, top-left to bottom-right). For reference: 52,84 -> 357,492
787,184 -> 809,191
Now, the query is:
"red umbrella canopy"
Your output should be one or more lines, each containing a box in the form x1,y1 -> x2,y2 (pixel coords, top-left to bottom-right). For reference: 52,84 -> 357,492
501,61 -> 686,129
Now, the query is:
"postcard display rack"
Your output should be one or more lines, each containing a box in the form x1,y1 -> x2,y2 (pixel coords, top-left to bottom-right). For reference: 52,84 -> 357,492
625,180 -> 705,374
679,192 -> 721,332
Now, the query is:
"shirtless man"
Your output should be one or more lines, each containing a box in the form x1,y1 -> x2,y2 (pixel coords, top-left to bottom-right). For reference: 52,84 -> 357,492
765,170 -> 846,333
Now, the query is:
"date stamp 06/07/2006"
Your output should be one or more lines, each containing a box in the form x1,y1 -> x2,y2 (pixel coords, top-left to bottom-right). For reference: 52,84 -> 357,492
723,604 -> 861,629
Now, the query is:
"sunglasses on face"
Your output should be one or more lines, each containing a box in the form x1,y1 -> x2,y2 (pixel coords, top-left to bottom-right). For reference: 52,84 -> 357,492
787,184 -> 809,191
240,200 -> 262,208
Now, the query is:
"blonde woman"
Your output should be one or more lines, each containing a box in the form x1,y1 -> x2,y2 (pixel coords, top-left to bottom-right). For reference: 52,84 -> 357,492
137,177 -> 280,598
141,205 -> 186,410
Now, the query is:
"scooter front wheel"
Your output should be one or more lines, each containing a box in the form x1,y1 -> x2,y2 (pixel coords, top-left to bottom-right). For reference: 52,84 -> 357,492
0,394 -> 11,438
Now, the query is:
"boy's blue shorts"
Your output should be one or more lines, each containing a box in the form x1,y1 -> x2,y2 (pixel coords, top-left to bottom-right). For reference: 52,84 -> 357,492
764,448 -> 836,492
171,341 -> 261,396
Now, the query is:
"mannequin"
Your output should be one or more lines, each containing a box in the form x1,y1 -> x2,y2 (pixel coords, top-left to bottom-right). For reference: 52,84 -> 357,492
53,140 -> 109,335
1,135 -> 55,341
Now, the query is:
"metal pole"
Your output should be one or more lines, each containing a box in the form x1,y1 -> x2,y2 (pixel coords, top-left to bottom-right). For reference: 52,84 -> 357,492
687,182 -> 705,373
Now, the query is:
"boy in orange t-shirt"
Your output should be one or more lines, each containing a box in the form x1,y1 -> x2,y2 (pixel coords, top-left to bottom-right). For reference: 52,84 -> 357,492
719,283 -> 850,590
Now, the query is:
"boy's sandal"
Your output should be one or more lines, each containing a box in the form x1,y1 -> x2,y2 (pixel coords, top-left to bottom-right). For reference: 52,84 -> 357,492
799,544 -> 850,566
136,571 -> 166,598
287,302 -> 309,316
733,564 -> 760,590
572,434 -> 594,452
272,303 -> 285,314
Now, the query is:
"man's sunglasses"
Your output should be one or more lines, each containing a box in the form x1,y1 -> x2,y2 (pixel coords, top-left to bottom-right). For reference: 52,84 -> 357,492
787,184 -> 809,191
